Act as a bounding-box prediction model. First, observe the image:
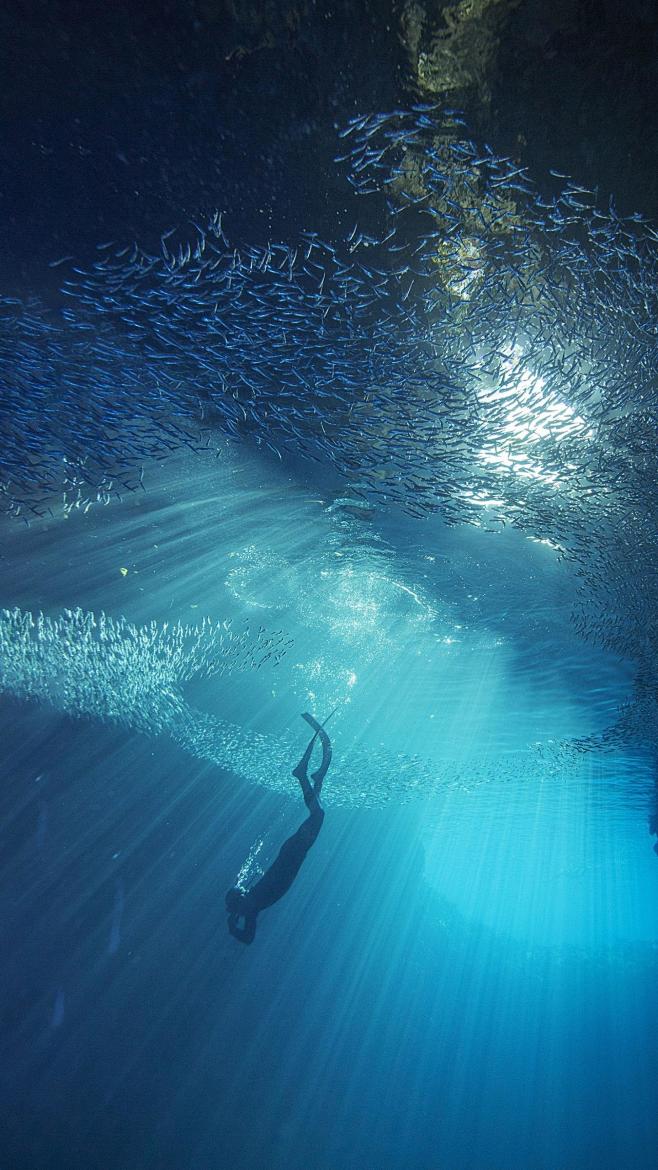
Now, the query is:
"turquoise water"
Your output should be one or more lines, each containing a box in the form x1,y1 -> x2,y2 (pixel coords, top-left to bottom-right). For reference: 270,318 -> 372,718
3,446 -> 658,1169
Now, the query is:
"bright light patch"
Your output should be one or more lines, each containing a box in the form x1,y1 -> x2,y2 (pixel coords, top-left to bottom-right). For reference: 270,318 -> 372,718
474,343 -> 594,491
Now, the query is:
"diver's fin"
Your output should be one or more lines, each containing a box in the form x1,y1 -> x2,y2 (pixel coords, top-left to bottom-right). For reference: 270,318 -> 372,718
301,707 -> 337,735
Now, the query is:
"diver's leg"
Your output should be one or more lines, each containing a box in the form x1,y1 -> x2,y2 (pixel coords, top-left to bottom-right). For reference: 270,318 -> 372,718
292,729 -> 320,781
294,712 -> 334,806
300,712 -> 333,797
311,729 -> 332,797
292,728 -> 322,809
298,771 -> 315,809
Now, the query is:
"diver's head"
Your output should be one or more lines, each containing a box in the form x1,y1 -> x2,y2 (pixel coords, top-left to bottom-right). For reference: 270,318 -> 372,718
225,887 -> 246,914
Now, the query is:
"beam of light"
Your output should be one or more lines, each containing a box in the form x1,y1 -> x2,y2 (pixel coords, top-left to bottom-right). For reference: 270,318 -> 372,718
0,451 -> 638,814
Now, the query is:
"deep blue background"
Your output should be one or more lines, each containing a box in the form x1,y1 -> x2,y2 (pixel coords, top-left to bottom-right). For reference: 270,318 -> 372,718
2,3 -> 658,1168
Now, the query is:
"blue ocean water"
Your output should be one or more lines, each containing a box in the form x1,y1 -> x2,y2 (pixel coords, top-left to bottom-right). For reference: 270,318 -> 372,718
2,447 -> 658,1169
2,4 -> 658,1168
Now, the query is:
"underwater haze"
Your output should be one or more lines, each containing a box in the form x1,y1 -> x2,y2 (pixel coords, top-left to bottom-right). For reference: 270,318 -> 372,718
2,3 -> 658,1169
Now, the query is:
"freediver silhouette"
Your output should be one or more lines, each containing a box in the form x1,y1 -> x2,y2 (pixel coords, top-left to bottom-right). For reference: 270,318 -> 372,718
225,711 -> 333,943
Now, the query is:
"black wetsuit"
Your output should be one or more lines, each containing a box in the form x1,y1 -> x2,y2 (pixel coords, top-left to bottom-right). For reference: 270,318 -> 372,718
227,801 -> 324,943
227,712 -> 331,943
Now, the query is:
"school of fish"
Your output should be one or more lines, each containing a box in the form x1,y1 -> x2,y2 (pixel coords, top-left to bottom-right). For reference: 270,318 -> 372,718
0,602 -> 553,807
2,103 -> 658,761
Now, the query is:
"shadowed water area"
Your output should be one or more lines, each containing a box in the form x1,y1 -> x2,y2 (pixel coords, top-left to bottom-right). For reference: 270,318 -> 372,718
2,3 -> 658,1169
